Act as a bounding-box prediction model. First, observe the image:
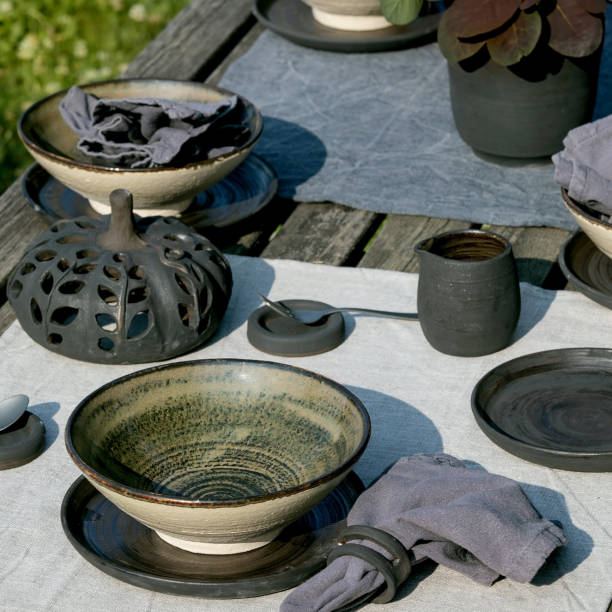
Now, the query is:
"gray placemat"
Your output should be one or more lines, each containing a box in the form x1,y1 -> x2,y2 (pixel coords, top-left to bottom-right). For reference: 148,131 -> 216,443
220,10 -> 612,229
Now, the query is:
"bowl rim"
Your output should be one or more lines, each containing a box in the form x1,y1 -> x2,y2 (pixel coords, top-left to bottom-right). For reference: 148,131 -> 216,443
561,188 -> 612,229
17,78 -> 263,174
65,358 -> 371,508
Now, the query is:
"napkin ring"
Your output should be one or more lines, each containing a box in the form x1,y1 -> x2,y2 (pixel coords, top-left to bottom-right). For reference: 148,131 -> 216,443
327,525 -> 411,605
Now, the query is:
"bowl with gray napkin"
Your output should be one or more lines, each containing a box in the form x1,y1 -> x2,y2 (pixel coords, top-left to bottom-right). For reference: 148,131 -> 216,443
553,114 -> 612,258
18,79 -> 262,217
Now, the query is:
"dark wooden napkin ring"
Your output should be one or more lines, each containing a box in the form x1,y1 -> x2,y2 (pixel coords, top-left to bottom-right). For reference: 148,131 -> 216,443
327,525 -> 411,605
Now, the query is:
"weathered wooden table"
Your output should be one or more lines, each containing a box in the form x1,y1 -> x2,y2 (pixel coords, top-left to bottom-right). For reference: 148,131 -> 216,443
0,0 -> 574,335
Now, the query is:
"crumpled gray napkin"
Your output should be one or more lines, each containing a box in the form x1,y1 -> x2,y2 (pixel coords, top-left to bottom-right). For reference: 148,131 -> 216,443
552,114 -> 612,216
59,85 -> 250,169
281,454 -> 566,612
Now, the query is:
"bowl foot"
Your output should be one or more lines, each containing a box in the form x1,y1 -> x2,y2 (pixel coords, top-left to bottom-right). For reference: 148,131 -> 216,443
88,196 -> 194,217
154,526 -> 284,555
311,8 -> 391,30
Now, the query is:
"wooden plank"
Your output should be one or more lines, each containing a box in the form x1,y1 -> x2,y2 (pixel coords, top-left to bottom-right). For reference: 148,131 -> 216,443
485,225 -> 571,288
122,0 -> 255,81
358,215 -> 471,272
0,302 -> 15,336
0,179 -> 49,294
261,203 -> 379,265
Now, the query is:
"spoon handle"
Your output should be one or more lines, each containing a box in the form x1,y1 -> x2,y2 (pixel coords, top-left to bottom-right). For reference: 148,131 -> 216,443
331,308 -> 418,320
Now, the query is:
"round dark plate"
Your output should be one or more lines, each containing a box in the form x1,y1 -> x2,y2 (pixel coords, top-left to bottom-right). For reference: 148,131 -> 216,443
558,230 -> 612,310
61,472 -> 364,598
0,411 -> 45,470
253,0 -> 444,53
472,348 -> 612,471
22,154 -> 278,228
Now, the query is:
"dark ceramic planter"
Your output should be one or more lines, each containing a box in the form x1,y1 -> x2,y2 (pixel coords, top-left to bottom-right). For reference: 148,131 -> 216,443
447,47 -> 601,158
415,229 -> 520,357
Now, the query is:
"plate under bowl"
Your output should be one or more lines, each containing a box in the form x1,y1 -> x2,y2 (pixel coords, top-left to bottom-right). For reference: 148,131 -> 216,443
472,348 -> 612,471
61,473 -> 363,598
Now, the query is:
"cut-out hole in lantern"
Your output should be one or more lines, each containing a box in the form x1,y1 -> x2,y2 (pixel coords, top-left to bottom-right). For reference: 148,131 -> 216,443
98,337 -> 114,351
113,253 -> 127,263
165,248 -> 185,260
40,272 -> 54,295
21,262 -> 36,275
190,264 -> 203,283
57,234 -> 87,244
48,333 -> 63,345
95,313 -> 118,332
178,303 -> 194,328
9,280 -> 22,299
76,249 -> 99,259
57,258 -> 70,272
194,243 -> 204,251
35,250 -> 56,262
75,220 -> 96,230
59,280 -> 84,294
128,286 -> 148,303
74,264 -> 97,275
128,266 -> 144,280
197,313 -> 212,335
51,307 -> 79,326
174,274 -> 192,295
127,311 -> 149,339
98,285 -> 118,305
103,266 -> 121,281
164,234 -> 180,242
30,299 -> 42,324
199,286 -> 211,313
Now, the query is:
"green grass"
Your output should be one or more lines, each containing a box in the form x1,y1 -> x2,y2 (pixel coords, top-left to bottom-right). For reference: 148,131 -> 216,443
0,0 -> 189,193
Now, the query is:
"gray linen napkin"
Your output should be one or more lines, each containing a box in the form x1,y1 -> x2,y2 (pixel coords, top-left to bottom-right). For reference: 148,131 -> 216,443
281,454 -> 566,612
59,85 -> 250,169
552,114 -> 612,215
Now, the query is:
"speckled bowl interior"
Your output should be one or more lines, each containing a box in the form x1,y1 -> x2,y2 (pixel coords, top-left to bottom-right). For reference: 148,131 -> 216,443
66,359 -> 370,504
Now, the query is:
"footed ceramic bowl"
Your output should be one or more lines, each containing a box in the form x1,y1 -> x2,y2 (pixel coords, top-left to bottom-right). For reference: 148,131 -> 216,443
65,359 -> 370,554
302,0 -> 391,30
18,79 -> 262,216
562,189 -> 612,259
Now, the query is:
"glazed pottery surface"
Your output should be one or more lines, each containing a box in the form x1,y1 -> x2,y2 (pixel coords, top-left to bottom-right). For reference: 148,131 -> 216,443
562,189 -> 612,259
302,0 -> 391,30
448,49 -> 601,158
18,79 -> 262,216
415,229 -> 520,357
65,359 -> 370,554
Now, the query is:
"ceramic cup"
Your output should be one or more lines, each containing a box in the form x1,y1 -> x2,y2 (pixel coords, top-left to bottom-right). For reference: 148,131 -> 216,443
414,229 -> 520,357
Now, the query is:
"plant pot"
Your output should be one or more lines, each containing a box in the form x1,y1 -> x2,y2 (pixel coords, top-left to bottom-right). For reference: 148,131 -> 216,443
301,0 -> 391,31
447,48 -> 602,158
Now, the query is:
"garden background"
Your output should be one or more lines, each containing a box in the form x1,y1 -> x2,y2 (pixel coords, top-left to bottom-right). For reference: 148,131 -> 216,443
0,0 -> 188,194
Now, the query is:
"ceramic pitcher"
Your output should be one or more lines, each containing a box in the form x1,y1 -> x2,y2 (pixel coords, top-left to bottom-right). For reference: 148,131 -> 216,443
414,229 -> 520,357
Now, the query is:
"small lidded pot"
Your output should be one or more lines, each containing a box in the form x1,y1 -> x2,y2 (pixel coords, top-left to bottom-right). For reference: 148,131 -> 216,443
8,189 -> 232,363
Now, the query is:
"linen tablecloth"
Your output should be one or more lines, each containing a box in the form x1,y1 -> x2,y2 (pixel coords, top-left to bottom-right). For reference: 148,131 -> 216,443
1,255 -> 611,611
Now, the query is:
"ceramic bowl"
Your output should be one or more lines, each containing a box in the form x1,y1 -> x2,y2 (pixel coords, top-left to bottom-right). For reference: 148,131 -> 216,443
562,189 -> 612,259
65,359 -> 370,554
18,79 -> 262,217
301,0 -> 391,30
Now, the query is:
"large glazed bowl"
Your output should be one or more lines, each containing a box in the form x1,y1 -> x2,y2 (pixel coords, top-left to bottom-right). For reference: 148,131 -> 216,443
65,359 -> 370,554
562,189 -> 612,259
18,79 -> 262,216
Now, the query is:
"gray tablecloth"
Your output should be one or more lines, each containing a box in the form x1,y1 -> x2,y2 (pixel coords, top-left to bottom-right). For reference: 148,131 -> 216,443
219,8 -> 612,229
1,255 -> 611,611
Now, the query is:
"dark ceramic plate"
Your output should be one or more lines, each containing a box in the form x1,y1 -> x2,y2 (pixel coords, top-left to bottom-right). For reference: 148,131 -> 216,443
558,230 -> 612,310
61,472 -> 364,598
253,0 -> 444,53
22,154 -> 278,228
472,348 -> 612,471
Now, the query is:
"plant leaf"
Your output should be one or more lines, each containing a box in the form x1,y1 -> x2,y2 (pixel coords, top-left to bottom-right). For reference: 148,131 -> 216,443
442,0 -> 522,39
547,0 -> 604,57
438,7 -> 485,62
380,0 -> 424,25
488,10 -> 541,65
580,0 -> 608,14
